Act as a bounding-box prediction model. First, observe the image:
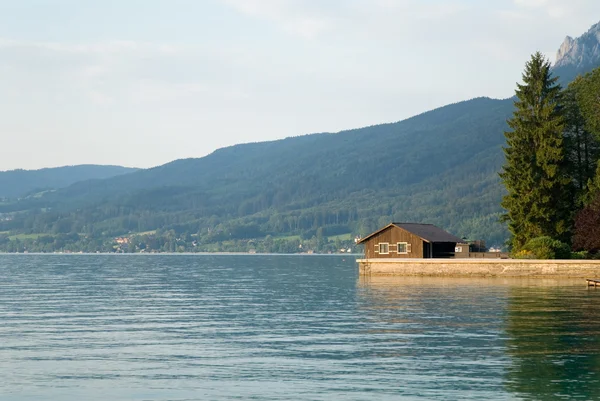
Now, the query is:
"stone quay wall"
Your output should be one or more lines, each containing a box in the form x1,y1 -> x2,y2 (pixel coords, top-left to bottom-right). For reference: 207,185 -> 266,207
357,258 -> 600,277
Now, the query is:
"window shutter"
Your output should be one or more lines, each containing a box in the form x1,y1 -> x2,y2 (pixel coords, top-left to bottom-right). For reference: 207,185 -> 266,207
374,244 -> 379,253
407,243 -> 412,253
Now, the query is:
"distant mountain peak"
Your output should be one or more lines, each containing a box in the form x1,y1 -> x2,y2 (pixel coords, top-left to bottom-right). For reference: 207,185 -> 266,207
555,36 -> 575,65
554,21 -> 600,69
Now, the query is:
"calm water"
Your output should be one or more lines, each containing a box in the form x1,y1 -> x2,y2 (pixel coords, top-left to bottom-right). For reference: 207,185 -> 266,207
1,255 -> 600,400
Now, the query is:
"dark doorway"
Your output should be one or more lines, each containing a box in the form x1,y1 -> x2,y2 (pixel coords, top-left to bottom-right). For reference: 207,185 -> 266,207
432,242 -> 456,258
423,242 -> 432,258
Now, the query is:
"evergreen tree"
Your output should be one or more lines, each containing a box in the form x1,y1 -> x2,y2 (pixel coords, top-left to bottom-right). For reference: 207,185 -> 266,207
500,52 -> 572,250
585,162 -> 600,204
572,68 -> 600,203
575,68 -> 600,138
563,77 -> 600,202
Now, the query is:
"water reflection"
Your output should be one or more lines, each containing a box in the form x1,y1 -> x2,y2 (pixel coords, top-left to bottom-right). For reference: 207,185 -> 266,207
357,276 -> 513,398
505,284 -> 600,400
359,276 -> 600,400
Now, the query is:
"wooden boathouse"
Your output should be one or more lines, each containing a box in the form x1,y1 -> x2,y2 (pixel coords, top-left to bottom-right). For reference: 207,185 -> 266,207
356,223 -> 466,259
356,224 -> 600,277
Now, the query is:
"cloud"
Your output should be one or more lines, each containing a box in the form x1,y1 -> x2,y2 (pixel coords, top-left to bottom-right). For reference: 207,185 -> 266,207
86,90 -> 115,106
220,0 -> 336,38
514,0 -> 549,8
128,81 -> 206,103
0,37 -> 243,108
512,0 -> 584,19
221,0 -> 470,39
0,38 -> 187,56
369,0 -> 466,19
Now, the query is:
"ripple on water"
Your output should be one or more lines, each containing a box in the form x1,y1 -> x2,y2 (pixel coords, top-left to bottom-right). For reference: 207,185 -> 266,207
1,255 -> 599,400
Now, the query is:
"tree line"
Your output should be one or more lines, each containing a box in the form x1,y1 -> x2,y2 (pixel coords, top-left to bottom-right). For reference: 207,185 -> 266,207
501,52 -> 600,258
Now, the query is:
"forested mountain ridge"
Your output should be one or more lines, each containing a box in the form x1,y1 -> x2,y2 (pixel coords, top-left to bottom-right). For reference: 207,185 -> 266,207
0,97 -> 514,250
2,20 -> 600,253
0,165 -> 137,199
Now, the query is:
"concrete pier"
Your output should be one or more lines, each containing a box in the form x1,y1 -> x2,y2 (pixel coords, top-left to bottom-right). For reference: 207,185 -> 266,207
358,258 -> 600,277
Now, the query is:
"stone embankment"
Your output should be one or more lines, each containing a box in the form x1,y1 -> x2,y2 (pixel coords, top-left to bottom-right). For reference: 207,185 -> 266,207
358,258 -> 600,277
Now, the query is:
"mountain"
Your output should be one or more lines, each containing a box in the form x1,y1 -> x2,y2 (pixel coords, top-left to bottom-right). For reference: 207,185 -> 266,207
0,165 -> 137,199
2,21 -> 600,253
553,21 -> 600,85
0,97 -> 514,247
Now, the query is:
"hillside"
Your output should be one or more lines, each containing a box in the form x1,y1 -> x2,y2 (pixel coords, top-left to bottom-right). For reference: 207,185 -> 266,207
0,97 -> 513,249
2,20 -> 600,253
0,165 -> 137,199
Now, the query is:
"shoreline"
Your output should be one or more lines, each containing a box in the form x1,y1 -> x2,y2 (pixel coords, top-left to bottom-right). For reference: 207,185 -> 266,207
0,252 -> 359,256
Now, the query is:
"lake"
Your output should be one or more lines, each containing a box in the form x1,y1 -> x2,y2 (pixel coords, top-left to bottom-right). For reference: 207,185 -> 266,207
1,254 -> 599,400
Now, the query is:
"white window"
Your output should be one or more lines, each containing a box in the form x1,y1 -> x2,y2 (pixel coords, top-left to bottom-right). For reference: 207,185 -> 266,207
455,246 -> 463,253
378,243 -> 389,254
398,242 -> 410,255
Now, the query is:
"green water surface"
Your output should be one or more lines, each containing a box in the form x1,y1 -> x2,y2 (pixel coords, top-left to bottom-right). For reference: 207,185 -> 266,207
0,255 -> 599,400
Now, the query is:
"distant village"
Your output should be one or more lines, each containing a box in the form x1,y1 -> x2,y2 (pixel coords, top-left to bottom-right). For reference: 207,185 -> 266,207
0,222 -> 508,256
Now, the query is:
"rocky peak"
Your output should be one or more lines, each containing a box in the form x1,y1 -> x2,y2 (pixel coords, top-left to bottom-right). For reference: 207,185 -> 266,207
552,21 -> 600,85
555,36 -> 574,64
554,21 -> 600,69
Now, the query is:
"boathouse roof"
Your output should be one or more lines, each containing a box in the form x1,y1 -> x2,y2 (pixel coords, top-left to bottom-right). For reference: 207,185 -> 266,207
357,223 -> 463,244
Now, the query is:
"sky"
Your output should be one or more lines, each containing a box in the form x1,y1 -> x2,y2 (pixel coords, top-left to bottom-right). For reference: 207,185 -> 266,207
1,0 -> 600,171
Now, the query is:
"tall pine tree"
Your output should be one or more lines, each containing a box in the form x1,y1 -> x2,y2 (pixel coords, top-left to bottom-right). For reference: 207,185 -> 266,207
571,68 -> 600,203
563,77 -> 600,201
500,52 -> 572,250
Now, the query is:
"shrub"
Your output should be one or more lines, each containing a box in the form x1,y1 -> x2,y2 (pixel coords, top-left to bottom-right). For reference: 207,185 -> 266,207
517,236 -> 571,259
513,249 -> 535,259
570,251 -> 590,260
573,193 -> 600,253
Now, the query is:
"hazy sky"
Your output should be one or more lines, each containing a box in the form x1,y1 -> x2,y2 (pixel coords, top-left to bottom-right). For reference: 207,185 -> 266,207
1,0 -> 600,171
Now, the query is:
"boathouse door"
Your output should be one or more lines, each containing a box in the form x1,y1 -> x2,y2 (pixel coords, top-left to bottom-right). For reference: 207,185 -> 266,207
423,242 -> 432,258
